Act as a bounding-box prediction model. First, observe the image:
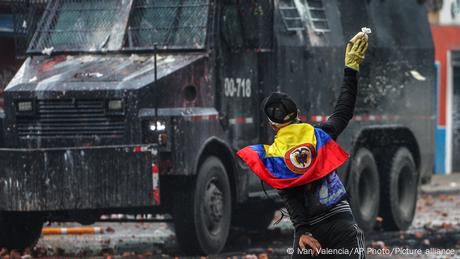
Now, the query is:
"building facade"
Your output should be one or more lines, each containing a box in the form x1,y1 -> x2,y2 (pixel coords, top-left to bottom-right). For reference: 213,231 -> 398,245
428,0 -> 460,174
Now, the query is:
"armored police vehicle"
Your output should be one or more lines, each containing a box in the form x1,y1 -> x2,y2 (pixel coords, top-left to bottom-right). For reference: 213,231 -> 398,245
0,0 -> 434,255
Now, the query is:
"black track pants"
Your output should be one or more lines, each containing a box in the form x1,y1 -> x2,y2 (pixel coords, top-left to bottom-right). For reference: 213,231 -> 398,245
290,212 -> 366,259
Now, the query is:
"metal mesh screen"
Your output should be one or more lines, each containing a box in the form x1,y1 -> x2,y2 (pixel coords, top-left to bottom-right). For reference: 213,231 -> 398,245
125,0 -> 210,49
28,0 -> 126,52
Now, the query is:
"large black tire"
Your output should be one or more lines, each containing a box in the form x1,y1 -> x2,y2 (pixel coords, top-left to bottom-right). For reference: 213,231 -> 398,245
232,202 -> 276,231
173,156 -> 232,255
0,212 -> 43,250
349,148 -> 380,232
379,147 -> 418,231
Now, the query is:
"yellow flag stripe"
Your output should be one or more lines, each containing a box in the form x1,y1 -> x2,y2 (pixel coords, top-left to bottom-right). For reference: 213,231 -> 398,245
265,124 -> 317,158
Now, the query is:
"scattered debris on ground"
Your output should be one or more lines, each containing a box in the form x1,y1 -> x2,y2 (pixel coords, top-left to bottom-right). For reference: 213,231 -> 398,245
1,192 -> 458,258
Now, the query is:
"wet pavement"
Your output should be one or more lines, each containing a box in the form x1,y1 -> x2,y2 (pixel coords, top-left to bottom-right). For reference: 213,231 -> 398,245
364,192 -> 460,258
22,190 -> 459,258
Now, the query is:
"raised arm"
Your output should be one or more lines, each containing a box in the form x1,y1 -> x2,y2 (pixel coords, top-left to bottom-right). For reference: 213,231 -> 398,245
318,68 -> 358,140
318,32 -> 368,140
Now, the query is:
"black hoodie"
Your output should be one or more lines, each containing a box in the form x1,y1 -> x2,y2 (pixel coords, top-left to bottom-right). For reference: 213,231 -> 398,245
278,67 -> 358,235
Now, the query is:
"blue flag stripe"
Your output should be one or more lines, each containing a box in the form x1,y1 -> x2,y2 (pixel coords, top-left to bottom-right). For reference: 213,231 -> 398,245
314,128 -> 331,150
250,145 -> 300,179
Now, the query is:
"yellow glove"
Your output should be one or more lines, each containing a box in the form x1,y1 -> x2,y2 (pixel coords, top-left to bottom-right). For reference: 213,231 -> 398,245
345,32 -> 369,71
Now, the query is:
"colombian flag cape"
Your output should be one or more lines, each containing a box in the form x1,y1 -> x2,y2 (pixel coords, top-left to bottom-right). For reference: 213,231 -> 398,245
237,123 -> 348,189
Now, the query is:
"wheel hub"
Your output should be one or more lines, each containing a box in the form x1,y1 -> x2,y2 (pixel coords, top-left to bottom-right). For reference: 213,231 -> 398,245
205,179 -> 224,230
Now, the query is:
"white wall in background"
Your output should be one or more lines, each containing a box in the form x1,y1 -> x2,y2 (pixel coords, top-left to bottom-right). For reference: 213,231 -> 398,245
439,0 -> 460,25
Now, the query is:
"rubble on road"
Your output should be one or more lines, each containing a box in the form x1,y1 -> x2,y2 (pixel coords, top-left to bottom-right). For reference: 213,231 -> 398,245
2,186 -> 458,258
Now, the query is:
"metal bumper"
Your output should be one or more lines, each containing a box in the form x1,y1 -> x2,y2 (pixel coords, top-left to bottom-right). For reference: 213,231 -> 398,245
0,145 -> 159,211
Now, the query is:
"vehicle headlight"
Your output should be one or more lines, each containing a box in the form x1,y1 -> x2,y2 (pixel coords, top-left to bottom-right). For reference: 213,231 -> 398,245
144,120 -> 168,145
149,121 -> 166,131
17,101 -> 33,112
108,99 -> 123,111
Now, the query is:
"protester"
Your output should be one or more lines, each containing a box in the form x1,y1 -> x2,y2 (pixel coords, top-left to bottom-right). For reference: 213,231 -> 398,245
237,31 -> 369,258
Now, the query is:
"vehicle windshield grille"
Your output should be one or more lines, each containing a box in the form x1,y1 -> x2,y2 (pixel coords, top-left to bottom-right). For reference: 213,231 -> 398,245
125,0 -> 209,50
28,0 -> 210,53
28,0 -> 126,53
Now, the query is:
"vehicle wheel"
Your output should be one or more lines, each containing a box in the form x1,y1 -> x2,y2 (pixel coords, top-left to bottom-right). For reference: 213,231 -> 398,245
0,212 -> 43,250
232,202 -> 276,231
349,148 -> 380,232
379,147 -> 418,231
173,156 -> 231,255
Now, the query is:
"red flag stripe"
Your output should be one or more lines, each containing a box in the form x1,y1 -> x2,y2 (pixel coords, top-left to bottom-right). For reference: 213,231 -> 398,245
237,140 -> 348,189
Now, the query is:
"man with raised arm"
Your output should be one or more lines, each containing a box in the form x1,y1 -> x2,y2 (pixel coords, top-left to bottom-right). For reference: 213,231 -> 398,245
237,31 -> 369,258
